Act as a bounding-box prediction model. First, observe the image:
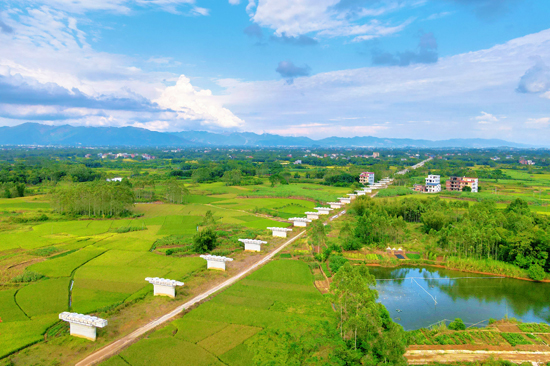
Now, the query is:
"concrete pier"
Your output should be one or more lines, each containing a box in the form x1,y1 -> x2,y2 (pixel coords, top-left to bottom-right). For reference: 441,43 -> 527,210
145,277 -> 184,298
59,312 -> 108,341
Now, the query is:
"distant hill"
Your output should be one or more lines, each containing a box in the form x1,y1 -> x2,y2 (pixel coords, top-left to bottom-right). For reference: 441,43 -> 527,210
0,123 -> 188,147
0,123 -> 531,148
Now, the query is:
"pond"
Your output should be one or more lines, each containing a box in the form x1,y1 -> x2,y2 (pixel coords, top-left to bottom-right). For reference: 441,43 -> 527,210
368,266 -> 550,331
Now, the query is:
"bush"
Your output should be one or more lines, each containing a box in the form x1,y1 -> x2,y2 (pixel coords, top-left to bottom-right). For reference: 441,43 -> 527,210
114,226 -> 147,233
193,228 -> 218,253
329,255 -> 349,274
12,271 -> 45,283
528,264 -> 546,281
448,318 -> 466,331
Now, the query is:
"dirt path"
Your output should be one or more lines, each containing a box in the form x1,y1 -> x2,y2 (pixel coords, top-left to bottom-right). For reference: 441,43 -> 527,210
75,230 -> 306,366
406,349 -> 550,365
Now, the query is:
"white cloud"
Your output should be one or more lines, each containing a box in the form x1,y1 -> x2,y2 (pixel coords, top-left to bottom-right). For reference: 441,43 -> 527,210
474,111 -> 499,124
525,117 -> 550,128
0,6 -> 242,131
249,0 -> 417,40
228,0 -> 241,5
9,0 -> 206,15
154,75 -> 244,128
216,28 -> 550,143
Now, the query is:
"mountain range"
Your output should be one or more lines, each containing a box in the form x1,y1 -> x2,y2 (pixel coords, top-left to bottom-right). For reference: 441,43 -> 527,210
0,123 -> 532,148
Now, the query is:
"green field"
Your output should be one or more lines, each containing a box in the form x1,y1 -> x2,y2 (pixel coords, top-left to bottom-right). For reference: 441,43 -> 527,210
0,182 -> 321,359
103,260 -> 333,366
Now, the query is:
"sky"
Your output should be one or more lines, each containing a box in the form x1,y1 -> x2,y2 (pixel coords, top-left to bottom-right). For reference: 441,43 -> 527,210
1,0 -> 550,144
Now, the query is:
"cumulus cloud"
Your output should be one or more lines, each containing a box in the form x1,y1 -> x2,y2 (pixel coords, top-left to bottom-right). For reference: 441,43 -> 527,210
474,111 -> 499,124
517,59 -> 550,94
525,117 -> 550,128
154,75 -> 244,128
275,61 -> 311,83
0,74 -> 158,111
372,32 -> 438,66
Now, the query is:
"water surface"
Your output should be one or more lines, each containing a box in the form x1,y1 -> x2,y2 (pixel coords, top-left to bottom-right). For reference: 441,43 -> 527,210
369,266 -> 550,331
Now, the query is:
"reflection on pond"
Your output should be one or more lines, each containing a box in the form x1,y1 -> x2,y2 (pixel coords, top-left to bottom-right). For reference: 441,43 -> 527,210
368,266 -> 550,331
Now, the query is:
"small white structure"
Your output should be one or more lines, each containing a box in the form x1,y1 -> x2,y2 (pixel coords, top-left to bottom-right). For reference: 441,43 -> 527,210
305,212 -> 320,220
289,217 -> 312,227
338,197 -> 351,204
59,312 -> 108,341
200,254 -> 233,271
346,193 -> 357,199
355,190 -> 366,196
106,177 -> 123,182
238,239 -> 267,252
363,188 -> 372,193
267,227 -> 293,238
145,277 -> 184,298
328,202 -> 342,209
315,207 -> 333,215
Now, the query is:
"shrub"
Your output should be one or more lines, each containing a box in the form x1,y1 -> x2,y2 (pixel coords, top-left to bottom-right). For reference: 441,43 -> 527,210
448,318 -> 466,331
12,271 -> 45,283
528,264 -> 546,281
193,228 -> 218,253
114,226 -> 147,233
329,255 -> 348,274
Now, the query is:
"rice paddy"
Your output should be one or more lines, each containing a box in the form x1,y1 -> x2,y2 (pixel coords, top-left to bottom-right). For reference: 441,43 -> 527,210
102,260 -> 333,366
0,183 -> 326,360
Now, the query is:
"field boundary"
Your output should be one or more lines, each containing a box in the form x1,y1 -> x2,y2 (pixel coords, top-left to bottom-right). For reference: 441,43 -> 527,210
75,229 -> 307,366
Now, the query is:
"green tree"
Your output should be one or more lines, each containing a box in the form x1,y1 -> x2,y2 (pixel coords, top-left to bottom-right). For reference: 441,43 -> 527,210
448,318 -> 466,331
309,219 -> 326,253
193,227 -> 217,253
528,264 -> 546,281
222,169 -> 242,186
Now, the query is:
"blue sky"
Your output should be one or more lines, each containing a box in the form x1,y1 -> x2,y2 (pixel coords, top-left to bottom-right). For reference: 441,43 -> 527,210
1,0 -> 550,144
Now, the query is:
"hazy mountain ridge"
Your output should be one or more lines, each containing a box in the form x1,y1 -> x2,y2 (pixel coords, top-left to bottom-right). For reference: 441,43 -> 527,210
0,123 -> 531,148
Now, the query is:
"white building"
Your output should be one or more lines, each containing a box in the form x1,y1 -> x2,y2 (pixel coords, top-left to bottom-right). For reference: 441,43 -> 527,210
338,197 -> 351,204
288,217 -> 312,227
59,312 -> 108,341
200,255 -> 234,271
315,207 -> 333,215
359,172 -> 375,185
305,212 -> 320,220
425,175 -> 441,193
328,202 -> 342,209
106,177 -> 123,182
238,239 -> 267,252
267,227 -> 293,238
145,277 -> 184,298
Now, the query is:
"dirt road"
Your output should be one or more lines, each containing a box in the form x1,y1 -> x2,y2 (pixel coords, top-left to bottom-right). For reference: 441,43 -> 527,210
406,349 -> 550,365
75,230 -> 306,366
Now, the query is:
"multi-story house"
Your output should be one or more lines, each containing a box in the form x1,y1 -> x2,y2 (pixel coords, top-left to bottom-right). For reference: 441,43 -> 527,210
446,176 -> 479,192
359,172 -> 375,185
425,175 -> 441,193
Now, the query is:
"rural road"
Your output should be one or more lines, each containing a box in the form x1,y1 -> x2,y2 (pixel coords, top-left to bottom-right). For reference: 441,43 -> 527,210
75,229 -> 307,366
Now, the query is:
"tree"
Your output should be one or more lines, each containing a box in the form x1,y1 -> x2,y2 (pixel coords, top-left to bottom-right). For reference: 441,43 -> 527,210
202,210 -> 216,226
222,169 -> 242,186
462,186 -> 472,192
193,228 -> 217,253
309,220 -> 326,253
165,178 -> 189,204
448,318 -> 466,331
528,264 -> 546,281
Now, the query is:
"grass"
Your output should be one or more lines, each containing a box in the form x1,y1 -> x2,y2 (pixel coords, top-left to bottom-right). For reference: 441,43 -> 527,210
197,324 -> 261,356
101,260 -> 333,365
0,289 -> 29,322
500,333 -> 533,346
0,314 -> 57,359
16,278 -> 70,317
27,246 -> 107,278
116,337 -> 224,366
517,323 -> 550,333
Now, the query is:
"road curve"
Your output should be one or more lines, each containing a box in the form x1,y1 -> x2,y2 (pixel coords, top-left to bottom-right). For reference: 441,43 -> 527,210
76,230 -> 306,366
